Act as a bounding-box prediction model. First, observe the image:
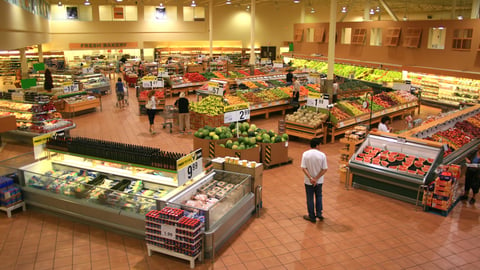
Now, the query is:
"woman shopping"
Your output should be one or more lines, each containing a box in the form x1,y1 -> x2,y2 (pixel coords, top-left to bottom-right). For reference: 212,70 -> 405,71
175,92 -> 190,134
145,90 -> 157,134
461,146 -> 480,205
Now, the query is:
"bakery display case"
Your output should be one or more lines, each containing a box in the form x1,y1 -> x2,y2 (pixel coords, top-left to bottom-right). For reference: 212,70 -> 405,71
349,132 -> 444,204
167,170 -> 254,258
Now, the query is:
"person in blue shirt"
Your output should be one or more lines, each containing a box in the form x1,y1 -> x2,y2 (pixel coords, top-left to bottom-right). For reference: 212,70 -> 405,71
461,146 -> 480,204
115,78 -> 126,108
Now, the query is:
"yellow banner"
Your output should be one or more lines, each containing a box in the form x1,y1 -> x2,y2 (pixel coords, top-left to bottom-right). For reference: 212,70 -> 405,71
63,81 -> 73,86
224,103 -> 249,112
33,133 -> 52,146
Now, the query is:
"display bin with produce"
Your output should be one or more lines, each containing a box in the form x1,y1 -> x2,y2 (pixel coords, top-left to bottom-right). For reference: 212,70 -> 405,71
349,131 -> 444,204
285,107 -> 328,142
166,169 -> 254,258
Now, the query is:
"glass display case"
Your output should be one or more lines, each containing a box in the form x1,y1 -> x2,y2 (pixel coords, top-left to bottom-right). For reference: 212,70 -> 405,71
349,133 -> 444,204
0,152 -> 190,236
167,170 -> 254,258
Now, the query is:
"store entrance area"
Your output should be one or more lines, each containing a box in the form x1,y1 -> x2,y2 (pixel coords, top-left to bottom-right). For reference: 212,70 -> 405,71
0,79 -> 479,269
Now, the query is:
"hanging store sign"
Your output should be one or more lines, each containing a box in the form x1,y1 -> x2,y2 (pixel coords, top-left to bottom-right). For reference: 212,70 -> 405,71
69,42 -> 138,50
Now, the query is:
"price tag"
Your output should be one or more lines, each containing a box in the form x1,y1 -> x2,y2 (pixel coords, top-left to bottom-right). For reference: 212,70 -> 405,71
161,224 -> 176,240
397,136 -> 407,143
273,61 -> 283,68
224,108 -> 251,123
260,58 -> 271,65
177,149 -> 203,186
82,67 -> 94,74
63,83 -> 79,93
142,80 -> 164,88
208,80 -> 225,96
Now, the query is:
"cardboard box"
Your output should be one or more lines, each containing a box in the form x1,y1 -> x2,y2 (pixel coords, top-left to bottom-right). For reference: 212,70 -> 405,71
193,137 -> 229,159
259,142 -> 289,166
224,162 -> 263,193
215,143 -> 261,163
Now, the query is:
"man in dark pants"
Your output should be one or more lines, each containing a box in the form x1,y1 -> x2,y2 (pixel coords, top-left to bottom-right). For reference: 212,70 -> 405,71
301,138 -> 328,222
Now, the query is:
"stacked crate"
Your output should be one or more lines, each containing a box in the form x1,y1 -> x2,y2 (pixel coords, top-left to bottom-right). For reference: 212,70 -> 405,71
0,177 -> 22,208
423,165 -> 460,212
145,207 -> 203,262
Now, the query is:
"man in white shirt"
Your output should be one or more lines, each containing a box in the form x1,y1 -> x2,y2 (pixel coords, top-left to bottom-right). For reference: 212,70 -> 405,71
301,138 -> 328,222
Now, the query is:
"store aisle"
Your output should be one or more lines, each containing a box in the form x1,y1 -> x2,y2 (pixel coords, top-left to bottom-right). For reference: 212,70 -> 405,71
0,97 -> 479,270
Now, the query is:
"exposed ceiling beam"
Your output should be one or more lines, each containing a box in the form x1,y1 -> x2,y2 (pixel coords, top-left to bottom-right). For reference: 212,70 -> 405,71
379,0 -> 399,21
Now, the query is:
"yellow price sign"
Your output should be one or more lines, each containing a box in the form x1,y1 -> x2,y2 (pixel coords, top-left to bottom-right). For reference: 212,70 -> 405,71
63,81 -> 73,86
308,91 -> 321,99
208,81 -> 219,88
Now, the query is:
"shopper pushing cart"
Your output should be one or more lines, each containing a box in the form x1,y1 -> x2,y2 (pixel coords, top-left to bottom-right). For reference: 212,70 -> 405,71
115,78 -> 129,108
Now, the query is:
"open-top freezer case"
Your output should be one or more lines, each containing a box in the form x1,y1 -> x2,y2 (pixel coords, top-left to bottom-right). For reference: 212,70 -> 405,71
349,132 -> 444,204
166,170 -> 255,258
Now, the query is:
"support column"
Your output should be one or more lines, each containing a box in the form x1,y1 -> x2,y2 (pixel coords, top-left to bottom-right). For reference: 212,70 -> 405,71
300,2 -> 305,23
471,0 -> 480,19
38,44 -> 43,63
452,0 -> 457,19
326,0 -> 336,101
249,0 -> 256,66
19,48 -> 29,79
209,0 -> 213,58
364,0 -> 370,21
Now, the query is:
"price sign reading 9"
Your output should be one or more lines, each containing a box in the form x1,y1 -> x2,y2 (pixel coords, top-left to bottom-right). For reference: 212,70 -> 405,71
187,161 -> 199,179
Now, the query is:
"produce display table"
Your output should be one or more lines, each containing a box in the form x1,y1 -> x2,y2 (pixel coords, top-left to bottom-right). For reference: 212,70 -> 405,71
328,102 -> 418,143
250,99 -> 306,119
62,98 -> 101,117
167,82 -> 205,98
285,121 -> 326,143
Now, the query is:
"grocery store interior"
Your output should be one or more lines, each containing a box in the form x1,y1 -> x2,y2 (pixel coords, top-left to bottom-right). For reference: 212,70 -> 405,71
2,0 -> 480,269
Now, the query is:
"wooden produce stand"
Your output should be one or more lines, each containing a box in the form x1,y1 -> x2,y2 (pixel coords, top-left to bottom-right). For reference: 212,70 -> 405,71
285,121 -> 326,144
250,99 -> 306,119
62,98 -> 101,117
328,102 -> 418,143
338,138 -> 364,186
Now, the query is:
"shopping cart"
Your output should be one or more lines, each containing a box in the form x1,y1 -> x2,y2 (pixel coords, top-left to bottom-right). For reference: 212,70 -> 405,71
160,105 -> 178,133
115,87 -> 129,108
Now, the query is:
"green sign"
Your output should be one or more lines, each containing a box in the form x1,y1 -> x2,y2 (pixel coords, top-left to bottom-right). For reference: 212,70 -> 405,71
288,43 -> 294,52
33,63 -> 45,71
21,78 -> 37,89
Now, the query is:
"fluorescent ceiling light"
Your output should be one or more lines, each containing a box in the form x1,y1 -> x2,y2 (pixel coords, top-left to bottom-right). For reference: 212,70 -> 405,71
310,7 -> 315,13
58,1 -> 62,6
84,0 -> 91,6
293,0 -> 300,3
191,0 -> 196,7
226,0 -> 231,4
159,2 -> 164,7
457,15 -> 463,20
341,7 -> 347,13
369,9 -> 374,15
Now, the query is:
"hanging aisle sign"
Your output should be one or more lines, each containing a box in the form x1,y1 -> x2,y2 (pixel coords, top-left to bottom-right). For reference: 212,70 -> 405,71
224,103 -> 250,123
208,80 -> 226,96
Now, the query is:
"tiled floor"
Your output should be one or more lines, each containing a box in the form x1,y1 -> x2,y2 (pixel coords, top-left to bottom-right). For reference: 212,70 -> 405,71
1,76 -> 479,270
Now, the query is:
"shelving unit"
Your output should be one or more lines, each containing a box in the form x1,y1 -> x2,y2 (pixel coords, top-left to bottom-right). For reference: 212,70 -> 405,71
338,138 -> 364,184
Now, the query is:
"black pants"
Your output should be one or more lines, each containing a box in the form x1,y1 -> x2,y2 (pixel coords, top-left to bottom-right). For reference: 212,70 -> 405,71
147,109 -> 156,125
465,169 -> 480,194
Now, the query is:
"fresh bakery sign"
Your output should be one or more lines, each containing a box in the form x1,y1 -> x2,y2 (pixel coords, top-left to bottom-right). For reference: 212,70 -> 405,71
69,42 -> 138,49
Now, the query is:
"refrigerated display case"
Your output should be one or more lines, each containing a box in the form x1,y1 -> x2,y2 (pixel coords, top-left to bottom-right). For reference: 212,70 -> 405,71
167,170 -> 254,258
349,132 -> 444,204
0,151 -> 190,236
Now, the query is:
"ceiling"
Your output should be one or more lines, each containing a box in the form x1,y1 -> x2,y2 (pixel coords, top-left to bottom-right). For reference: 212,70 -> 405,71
51,0 -> 474,17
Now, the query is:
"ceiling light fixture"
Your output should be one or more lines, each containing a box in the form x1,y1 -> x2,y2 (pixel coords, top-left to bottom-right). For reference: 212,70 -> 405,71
341,6 -> 347,13
402,15 -> 408,21
375,6 -> 380,12
159,2 -> 164,7
457,15 -> 464,20
293,0 -> 300,3
84,0 -> 91,5
58,1 -> 62,6
116,0 -> 123,2
226,0 -> 231,4
310,7 -> 315,13
191,0 -> 196,7
369,8 -> 374,15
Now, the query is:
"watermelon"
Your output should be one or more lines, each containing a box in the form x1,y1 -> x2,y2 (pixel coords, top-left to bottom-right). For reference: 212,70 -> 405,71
364,158 -> 372,163
388,156 -> 396,162
398,166 -> 408,171
416,170 -> 425,176
389,166 -> 398,169
427,158 -> 434,164
358,153 -> 366,157
355,157 -> 363,161
380,154 -> 388,160
396,156 -> 405,161
372,158 -> 380,163
381,161 -> 389,167
372,160 -> 380,165
408,170 -> 416,174
414,161 -> 423,168
422,165 -> 431,172
417,157 -> 426,163
373,147 -> 382,152
365,146 -> 373,152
